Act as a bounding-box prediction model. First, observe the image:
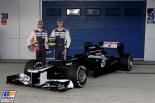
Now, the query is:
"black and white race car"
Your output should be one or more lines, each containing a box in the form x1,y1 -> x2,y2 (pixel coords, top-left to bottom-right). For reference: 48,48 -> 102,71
7,41 -> 133,91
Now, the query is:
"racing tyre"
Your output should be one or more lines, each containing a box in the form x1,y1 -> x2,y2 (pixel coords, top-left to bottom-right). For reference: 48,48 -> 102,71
67,63 -> 87,88
24,60 -> 36,75
120,54 -> 134,71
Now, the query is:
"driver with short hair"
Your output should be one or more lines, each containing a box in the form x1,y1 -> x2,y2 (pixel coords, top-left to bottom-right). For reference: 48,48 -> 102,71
50,19 -> 71,60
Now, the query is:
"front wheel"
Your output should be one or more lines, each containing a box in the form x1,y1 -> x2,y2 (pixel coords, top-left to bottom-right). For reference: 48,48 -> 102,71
24,60 -> 36,76
67,63 -> 87,88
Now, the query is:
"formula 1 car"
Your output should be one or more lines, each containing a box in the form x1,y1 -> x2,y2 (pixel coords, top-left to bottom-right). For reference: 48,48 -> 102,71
7,41 -> 133,91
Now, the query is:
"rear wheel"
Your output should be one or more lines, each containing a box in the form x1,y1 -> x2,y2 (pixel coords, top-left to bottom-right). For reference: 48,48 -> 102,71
67,63 -> 87,88
120,54 -> 133,71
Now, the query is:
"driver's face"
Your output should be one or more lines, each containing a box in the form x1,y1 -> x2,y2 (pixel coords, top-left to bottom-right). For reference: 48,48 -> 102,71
37,22 -> 44,29
57,22 -> 63,28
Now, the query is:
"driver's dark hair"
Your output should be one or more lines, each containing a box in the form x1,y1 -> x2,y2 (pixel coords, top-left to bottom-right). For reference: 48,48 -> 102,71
56,19 -> 64,28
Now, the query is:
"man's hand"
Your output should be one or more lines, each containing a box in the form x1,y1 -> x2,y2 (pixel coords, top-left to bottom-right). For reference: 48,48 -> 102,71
63,48 -> 68,54
28,45 -> 33,52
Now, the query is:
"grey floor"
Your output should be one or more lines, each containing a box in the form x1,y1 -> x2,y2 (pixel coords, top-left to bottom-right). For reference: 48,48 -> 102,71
0,63 -> 155,103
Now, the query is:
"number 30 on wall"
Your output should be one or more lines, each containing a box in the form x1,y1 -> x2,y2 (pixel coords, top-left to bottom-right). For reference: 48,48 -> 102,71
1,13 -> 8,19
0,13 -> 8,25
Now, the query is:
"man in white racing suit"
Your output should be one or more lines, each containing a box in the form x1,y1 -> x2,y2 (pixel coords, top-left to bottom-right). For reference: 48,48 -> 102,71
50,19 -> 71,60
27,20 -> 48,65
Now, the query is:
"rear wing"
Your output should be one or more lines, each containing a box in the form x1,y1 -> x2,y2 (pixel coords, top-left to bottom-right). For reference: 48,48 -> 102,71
99,41 -> 124,55
84,41 -> 125,56
99,41 -> 120,48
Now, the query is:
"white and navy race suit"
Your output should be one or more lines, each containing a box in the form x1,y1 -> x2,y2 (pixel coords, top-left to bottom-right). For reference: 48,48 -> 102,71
50,28 -> 71,60
27,29 -> 48,64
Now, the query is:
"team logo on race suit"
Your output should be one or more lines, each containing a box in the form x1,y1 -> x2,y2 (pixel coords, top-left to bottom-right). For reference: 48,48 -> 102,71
55,32 -> 65,39
59,32 -> 65,39
0,90 -> 16,103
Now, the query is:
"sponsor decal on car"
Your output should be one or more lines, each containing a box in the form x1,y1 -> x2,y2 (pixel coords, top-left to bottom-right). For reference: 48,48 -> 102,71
102,41 -> 120,48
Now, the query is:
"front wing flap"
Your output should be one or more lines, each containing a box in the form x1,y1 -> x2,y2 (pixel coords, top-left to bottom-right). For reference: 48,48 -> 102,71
7,74 -> 73,92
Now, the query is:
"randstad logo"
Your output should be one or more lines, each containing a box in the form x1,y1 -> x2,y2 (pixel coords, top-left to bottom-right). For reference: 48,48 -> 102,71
0,90 -> 16,103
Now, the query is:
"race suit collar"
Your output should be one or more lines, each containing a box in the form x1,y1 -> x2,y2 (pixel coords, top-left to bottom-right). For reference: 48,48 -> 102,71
57,27 -> 64,31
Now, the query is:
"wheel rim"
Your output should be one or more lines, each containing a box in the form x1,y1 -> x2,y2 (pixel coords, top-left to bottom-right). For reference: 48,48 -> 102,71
101,60 -> 106,67
128,57 -> 133,70
78,67 -> 87,83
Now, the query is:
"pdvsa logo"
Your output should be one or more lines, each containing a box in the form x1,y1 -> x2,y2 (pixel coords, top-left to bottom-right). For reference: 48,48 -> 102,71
0,90 -> 16,103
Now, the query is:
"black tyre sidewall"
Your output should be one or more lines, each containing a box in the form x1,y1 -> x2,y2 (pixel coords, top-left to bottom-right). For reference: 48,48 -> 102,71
76,65 -> 87,86
120,54 -> 133,71
67,63 -> 87,88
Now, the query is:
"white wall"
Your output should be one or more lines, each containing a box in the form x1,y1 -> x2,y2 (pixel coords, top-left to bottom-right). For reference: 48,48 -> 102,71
0,0 -> 41,59
144,0 -> 155,61
0,0 -> 19,59
19,0 -> 41,59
